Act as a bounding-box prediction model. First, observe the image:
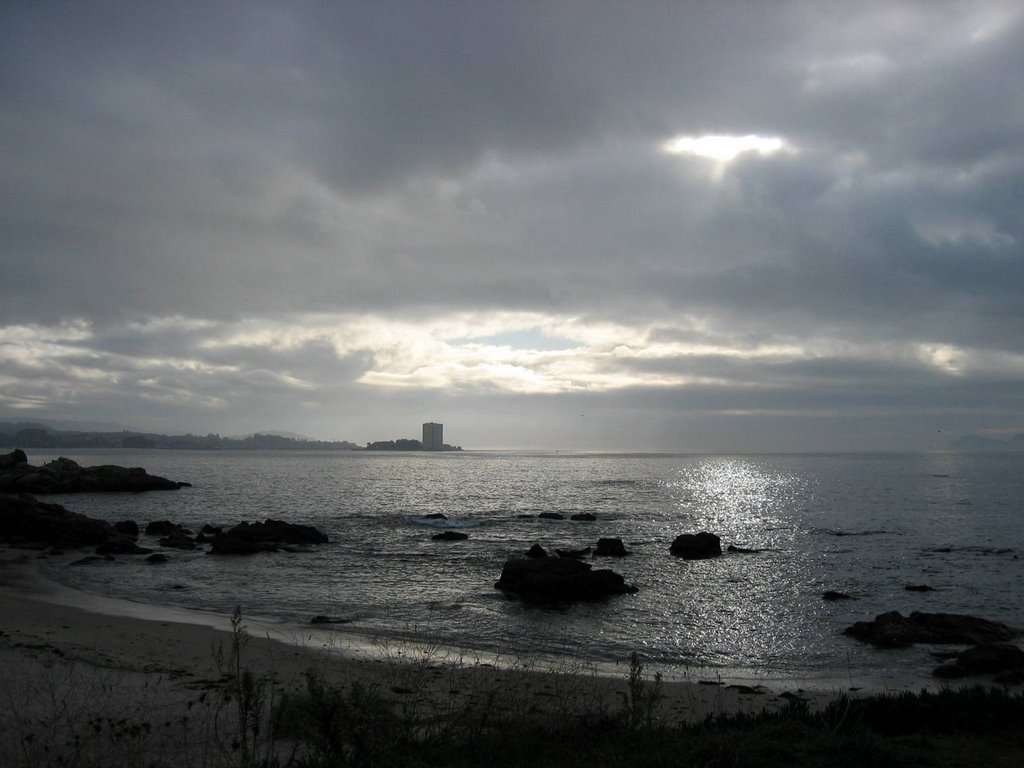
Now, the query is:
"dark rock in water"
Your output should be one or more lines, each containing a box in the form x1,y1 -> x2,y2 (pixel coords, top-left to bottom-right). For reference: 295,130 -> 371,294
311,615 -> 351,625
95,537 -> 153,555
494,556 -> 638,603
517,514 -> 535,519
933,643 -> 1024,678
823,591 -> 856,601
209,519 -> 329,555
146,520 -> 187,536
200,524 -> 223,535
421,513 -> 447,520
670,531 -> 722,559
146,553 -> 170,564
114,520 -> 139,537
0,493 -> 113,548
525,543 -> 547,558
594,537 -> 629,556
905,584 -> 937,592
0,451 -> 190,494
430,532 -> 468,544
159,532 -> 197,550
556,546 -> 592,559
570,513 -> 597,522
538,512 -> 565,520
844,611 -> 1020,649
727,545 -> 761,554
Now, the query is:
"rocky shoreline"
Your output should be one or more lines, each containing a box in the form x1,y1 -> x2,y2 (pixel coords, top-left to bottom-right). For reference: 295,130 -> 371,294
2,448 -> 1022,686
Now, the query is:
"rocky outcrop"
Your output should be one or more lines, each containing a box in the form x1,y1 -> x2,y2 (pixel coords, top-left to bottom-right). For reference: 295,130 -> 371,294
145,520 -> 188,536
844,611 -> 1020,649
0,493 -> 114,547
0,451 -> 190,494
95,537 -> 153,555
823,591 -> 856,601
525,543 -> 547,558
669,531 -> 722,559
159,532 -> 197,550
114,520 -> 140,537
494,556 -> 638,604
209,519 -> 329,555
594,537 -> 629,556
932,643 -> 1024,678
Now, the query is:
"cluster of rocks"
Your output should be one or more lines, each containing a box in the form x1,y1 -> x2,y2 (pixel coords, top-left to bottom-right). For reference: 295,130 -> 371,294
494,555 -> 638,604
843,611 -> 1024,681
0,450 -> 190,493
0,493 -> 332,560
494,531 -> 741,603
0,451 -> 329,558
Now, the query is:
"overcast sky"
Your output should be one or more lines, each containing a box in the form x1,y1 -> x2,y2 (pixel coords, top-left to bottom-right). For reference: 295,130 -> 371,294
1,1 -> 1022,451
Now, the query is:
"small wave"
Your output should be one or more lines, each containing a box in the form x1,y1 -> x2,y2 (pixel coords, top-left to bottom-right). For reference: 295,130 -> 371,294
815,529 -> 901,537
590,479 -> 639,486
922,546 -> 1015,556
409,518 -> 481,529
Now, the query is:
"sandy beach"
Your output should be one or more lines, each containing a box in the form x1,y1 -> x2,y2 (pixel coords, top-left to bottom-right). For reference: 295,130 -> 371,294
0,544 -> 1014,767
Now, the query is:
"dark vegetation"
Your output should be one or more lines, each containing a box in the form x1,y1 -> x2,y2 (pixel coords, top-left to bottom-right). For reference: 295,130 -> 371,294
8,613 -> 1022,768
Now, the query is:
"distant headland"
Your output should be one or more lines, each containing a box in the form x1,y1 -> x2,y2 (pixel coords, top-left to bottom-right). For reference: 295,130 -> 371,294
0,420 -> 461,452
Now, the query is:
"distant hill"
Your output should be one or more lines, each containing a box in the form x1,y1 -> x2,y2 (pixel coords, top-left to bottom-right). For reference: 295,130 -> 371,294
228,430 -> 314,441
0,421 -> 360,451
949,433 -> 1024,451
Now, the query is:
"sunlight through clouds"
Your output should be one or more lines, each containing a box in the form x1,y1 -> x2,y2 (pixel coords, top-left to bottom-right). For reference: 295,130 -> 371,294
661,134 -> 791,162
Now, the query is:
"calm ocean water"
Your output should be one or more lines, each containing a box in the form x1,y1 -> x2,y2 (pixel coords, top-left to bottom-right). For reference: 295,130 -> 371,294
22,449 -> 1024,683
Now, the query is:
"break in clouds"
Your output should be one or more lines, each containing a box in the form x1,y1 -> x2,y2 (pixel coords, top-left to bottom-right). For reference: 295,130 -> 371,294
1,1 -> 1023,450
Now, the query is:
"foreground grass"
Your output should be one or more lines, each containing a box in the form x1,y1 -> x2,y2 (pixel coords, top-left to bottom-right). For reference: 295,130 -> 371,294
2,610 -> 1021,767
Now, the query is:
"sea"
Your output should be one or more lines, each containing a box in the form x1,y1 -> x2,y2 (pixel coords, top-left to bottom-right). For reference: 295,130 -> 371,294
18,449 -> 1024,686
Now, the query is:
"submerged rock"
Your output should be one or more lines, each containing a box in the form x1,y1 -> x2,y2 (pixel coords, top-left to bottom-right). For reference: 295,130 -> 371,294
670,531 -> 722,559
555,546 -> 591,559
494,556 -> 638,604
538,512 -> 565,520
844,611 -> 1020,649
823,591 -> 856,601
570,513 -> 597,521
432,530 -> 469,541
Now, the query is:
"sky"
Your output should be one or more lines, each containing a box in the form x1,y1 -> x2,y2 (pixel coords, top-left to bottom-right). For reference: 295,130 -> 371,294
1,1 -> 1023,452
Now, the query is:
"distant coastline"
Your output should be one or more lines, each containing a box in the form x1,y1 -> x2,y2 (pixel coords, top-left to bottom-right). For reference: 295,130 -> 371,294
0,420 -> 464,452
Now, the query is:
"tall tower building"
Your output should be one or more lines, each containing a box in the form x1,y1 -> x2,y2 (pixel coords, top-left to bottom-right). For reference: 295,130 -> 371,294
422,422 -> 443,450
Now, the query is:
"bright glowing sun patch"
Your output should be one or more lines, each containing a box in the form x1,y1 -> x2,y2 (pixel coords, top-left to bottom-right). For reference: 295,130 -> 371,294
662,134 -> 788,161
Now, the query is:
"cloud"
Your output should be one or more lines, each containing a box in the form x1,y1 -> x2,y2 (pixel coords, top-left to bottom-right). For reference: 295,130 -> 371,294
1,1 -> 1022,448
